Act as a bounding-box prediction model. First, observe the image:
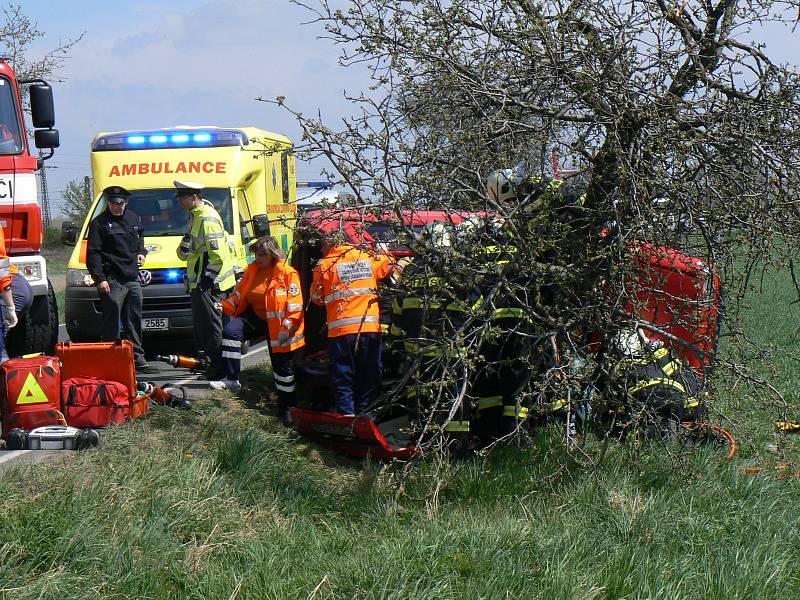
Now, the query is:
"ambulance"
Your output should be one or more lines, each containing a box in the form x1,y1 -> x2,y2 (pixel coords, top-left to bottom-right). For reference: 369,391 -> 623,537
63,126 -> 297,344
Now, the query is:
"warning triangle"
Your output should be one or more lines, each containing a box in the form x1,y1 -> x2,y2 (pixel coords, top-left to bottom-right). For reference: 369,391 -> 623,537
16,373 -> 49,405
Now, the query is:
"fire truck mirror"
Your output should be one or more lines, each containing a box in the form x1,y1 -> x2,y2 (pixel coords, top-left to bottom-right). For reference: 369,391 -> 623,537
34,128 -> 59,150
29,84 -> 55,129
61,221 -> 78,246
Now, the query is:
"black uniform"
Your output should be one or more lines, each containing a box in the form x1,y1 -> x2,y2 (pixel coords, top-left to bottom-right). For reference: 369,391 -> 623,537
472,233 -> 534,441
390,253 -> 480,452
86,208 -> 147,364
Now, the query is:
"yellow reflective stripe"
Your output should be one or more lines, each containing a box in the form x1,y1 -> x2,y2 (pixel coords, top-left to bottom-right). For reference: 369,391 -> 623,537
629,378 -> 686,395
684,395 -> 701,408
662,361 -> 680,377
491,307 -> 527,320
401,297 -> 443,310
653,347 -> 669,361
380,323 -> 389,334
444,420 -> 470,433
477,396 -> 502,410
483,245 -> 519,254
445,300 -> 469,312
392,298 -> 402,315
502,405 -> 529,418
543,398 -> 569,412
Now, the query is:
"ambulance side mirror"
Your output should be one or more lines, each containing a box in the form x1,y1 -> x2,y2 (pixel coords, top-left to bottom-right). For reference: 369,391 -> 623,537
61,221 -> 78,246
252,215 -> 270,239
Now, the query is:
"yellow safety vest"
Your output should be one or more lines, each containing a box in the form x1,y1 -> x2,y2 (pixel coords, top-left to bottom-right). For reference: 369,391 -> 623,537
177,201 -> 236,292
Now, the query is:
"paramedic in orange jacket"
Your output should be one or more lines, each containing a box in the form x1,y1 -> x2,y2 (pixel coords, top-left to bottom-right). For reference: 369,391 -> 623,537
311,234 -> 394,416
213,236 -> 305,424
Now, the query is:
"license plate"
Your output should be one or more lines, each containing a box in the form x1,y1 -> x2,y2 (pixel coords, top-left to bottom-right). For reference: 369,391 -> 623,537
142,318 -> 169,331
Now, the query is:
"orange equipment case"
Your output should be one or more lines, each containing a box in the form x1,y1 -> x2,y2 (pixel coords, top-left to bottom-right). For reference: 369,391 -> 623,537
55,340 -> 148,421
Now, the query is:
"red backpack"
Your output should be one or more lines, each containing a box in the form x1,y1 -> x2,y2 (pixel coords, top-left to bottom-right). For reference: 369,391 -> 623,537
61,377 -> 130,428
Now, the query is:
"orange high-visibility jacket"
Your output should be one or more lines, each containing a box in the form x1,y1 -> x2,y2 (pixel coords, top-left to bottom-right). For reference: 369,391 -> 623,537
311,245 -> 394,338
221,259 -> 305,353
0,226 -> 12,291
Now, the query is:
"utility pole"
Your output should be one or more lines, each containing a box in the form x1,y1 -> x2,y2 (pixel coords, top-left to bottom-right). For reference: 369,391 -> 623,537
83,175 -> 91,209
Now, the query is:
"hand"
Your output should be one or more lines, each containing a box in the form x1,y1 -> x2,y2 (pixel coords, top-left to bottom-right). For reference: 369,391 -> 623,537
97,281 -> 111,294
213,301 -> 223,314
137,254 -> 146,266
277,330 -> 290,344
4,309 -> 17,330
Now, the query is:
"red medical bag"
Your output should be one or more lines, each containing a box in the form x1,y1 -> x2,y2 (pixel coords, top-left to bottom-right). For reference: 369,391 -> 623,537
0,355 -> 64,439
61,377 -> 129,428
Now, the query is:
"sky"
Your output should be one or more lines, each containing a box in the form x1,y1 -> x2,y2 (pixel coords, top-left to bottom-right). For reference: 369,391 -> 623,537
14,0 -> 799,218
19,0 -> 372,216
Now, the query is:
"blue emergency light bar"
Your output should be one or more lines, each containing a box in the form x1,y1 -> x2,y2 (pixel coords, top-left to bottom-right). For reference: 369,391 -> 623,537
92,129 -> 249,151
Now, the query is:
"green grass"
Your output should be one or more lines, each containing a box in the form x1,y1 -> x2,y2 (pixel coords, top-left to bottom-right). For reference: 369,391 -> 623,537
1,270 -> 800,599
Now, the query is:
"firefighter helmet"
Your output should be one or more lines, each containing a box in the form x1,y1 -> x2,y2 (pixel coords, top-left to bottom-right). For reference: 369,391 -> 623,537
486,169 -> 523,203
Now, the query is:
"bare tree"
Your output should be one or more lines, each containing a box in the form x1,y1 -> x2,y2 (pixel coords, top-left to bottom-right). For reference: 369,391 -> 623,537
276,0 -> 800,456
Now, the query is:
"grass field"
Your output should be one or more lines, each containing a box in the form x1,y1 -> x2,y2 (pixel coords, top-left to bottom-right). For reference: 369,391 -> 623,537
1,258 -> 799,598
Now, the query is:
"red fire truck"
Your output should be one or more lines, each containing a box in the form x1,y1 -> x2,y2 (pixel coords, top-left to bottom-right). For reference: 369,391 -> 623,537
0,59 -> 60,354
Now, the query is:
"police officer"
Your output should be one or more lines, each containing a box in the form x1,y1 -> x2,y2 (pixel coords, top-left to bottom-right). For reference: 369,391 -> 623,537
175,180 -> 236,380
86,185 -> 154,373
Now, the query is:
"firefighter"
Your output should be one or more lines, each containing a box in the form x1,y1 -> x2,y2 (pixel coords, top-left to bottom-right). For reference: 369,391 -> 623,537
213,236 -> 305,425
470,220 -> 534,442
609,329 -> 706,433
310,232 -> 394,416
389,223 -> 480,452
175,180 -> 237,380
86,185 -> 155,373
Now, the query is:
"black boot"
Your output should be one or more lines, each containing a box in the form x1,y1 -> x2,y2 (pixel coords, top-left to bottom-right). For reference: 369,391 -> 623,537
278,400 -> 294,427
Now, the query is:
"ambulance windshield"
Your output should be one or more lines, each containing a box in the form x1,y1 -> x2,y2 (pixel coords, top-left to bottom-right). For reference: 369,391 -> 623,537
87,188 -> 235,236
0,78 -> 23,154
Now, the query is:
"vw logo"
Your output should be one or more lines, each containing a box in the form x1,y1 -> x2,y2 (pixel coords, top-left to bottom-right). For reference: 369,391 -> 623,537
138,269 -> 153,286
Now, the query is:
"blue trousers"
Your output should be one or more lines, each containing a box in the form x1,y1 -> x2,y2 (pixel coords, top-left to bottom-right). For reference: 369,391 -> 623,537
329,332 -> 382,415
220,308 -> 268,381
